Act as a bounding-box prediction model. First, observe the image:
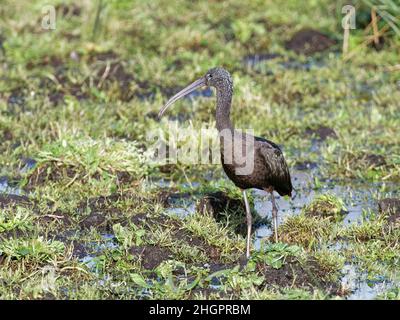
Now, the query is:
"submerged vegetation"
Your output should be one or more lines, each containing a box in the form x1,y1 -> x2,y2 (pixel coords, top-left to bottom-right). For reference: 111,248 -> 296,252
0,0 -> 399,299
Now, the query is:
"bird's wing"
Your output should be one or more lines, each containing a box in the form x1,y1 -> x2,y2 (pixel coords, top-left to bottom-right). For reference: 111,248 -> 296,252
257,140 -> 293,196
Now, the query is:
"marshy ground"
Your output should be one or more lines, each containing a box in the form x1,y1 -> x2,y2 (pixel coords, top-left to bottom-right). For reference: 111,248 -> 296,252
0,0 -> 399,300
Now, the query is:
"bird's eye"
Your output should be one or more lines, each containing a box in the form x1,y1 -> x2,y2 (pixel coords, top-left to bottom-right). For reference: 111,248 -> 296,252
207,74 -> 212,79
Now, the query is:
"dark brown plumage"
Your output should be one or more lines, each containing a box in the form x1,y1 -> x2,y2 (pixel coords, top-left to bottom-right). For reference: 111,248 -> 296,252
159,67 -> 293,258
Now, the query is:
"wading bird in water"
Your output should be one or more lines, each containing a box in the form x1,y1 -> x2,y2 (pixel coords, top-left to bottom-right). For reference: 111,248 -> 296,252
158,67 -> 292,258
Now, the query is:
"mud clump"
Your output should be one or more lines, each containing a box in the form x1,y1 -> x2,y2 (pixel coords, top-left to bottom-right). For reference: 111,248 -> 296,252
115,171 -> 136,185
257,257 -> 340,294
197,192 -> 245,217
77,194 -> 152,231
27,163 -> 135,189
77,194 -> 125,231
378,198 -> 400,224
285,29 -> 337,55
158,164 -> 178,174
158,191 -> 191,207
55,4 -> 81,17
71,241 -> 90,259
305,126 -> 337,141
88,51 -> 135,101
0,194 -> 31,208
129,245 -> 172,269
360,154 -> 386,168
27,163 -> 78,189
26,55 -> 64,70
88,51 -> 119,63
79,213 -> 107,230
174,229 -> 221,262
2,129 -> 13,141
197,192 -> 261,236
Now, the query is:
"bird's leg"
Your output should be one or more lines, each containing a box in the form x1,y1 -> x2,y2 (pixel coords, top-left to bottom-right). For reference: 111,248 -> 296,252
270,191 -> 279,243
242,189 -> 252,259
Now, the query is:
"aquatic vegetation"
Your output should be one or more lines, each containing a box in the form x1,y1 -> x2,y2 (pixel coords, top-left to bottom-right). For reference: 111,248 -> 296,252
303,193 -> 347,221
0,237 -> 65,263
0,207 -> 34,233
278,214 -> 335,248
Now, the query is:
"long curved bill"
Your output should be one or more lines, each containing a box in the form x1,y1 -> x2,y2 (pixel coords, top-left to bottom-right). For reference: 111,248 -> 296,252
158,77 -> 206,118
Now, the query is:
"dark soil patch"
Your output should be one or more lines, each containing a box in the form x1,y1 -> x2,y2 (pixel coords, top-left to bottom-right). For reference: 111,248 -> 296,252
0,194 -> 31,208
27,163 -> 135,189
378,198 -> 400,224
87,51 -> 136,101
76,194 -> 152,231
145,111 -> 159,120
137,212 -> 233,264
360,154 -> 386,168
71,241 -> 90,259
7,90 -> 25,109
26,163 -> 78,189
55,3 -> 82,17
128,213 -> 148,227
158,191 -> 191,207
285,29 -> 337,55
197,191 -> 260,236
37,209 -> 72,227
95,61 -> 132,85
257,257 -> 340,294
129,245 -> 172,269
2,129 -> 13,141
197,192 -> 244,217
158,164 -> 179,174
35,62 -> 89,104
305,126 -> 338,141
26,55 -> 64,70
88,51 -> 119,63
0,227 -> 30,240
115,171 -> 136,185
174,228 -> 221,262
79,213 -> 107,230
370,36 -> 385,51
77,194 -> 125,231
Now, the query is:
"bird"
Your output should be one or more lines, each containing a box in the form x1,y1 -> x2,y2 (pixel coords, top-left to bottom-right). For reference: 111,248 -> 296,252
158,67 -> 293,258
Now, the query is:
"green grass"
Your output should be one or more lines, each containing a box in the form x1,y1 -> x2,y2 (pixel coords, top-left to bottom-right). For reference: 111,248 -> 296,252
0,0 -> 399,300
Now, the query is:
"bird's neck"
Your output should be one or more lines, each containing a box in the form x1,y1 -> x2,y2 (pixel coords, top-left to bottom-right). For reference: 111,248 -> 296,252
215,85 -> 233,132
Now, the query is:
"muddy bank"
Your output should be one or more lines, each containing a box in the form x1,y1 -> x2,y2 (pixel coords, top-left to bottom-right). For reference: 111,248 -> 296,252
305,126 -> 337,141
285,29 -> 337,55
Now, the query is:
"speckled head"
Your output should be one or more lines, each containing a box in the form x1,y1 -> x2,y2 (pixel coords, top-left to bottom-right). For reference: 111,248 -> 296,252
205,67 -> 232,90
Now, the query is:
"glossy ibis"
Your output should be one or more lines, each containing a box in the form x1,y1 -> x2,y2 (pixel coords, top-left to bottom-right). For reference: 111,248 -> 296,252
158,67 -> 293,258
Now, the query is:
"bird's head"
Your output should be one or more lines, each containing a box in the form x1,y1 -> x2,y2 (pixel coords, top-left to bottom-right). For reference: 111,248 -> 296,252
158,67 -> 232,118
204,67 -> 232,89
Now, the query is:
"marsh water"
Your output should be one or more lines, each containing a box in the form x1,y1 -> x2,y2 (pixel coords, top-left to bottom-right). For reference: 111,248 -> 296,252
145,161 -> 399,300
